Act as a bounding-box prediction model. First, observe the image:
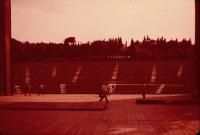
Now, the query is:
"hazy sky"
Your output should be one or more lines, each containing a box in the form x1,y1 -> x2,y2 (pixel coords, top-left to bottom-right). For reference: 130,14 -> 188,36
11,0 -> 195,44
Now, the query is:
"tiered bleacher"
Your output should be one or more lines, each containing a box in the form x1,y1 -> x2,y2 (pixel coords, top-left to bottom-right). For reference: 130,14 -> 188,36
12,61 -> 195,94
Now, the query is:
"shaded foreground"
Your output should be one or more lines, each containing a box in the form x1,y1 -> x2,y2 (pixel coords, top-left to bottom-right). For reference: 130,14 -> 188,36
0,94 -> 199,135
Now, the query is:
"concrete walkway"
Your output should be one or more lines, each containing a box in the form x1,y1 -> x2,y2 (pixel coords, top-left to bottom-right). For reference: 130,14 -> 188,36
0,94 -> 194,102
0,94 -> 199,135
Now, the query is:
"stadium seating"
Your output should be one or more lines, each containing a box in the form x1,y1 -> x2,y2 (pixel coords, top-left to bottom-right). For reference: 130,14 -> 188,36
12,61 -> 195,94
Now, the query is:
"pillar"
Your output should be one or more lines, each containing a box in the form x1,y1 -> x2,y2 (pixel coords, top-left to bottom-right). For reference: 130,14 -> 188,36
0,0 -> 12,96
195,0 -> 200,97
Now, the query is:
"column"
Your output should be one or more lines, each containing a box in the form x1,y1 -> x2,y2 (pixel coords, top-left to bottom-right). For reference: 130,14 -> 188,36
0,0 -> 12,96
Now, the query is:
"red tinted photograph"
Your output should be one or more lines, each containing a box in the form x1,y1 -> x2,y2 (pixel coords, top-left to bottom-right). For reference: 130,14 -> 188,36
0,0 -> 199,135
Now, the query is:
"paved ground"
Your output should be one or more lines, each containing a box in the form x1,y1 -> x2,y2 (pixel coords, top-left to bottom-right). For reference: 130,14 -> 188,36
0,94 -> 199,135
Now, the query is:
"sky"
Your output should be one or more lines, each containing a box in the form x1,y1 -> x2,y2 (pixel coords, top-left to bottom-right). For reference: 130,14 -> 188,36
11,0 -> 195,44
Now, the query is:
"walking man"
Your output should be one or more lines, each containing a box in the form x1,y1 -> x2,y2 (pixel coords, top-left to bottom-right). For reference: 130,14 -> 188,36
24,83 -> 31,96
37,83 -> 46,96
98,83 -> 109,103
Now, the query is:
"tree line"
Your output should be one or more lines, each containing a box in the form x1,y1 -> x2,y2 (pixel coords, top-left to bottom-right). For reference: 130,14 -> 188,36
11,36 -> 194,62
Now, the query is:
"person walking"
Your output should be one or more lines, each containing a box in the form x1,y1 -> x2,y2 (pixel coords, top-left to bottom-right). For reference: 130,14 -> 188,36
98,83 -> 109,103
37,84 -> 46,96
24,83 -> 31,96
